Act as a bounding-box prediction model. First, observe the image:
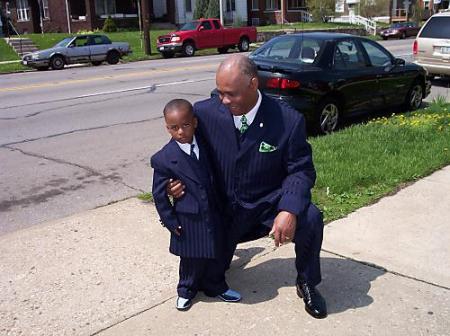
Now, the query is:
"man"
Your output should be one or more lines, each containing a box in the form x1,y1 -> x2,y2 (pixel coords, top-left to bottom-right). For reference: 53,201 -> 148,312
168,55 -> 327,318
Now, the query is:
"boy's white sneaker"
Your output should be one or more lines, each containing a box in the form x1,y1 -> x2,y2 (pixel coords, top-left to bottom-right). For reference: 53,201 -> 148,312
176,296 -> 192,311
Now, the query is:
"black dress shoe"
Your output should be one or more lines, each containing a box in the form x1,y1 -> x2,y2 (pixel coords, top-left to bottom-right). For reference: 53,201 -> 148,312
296,281 -> 327,319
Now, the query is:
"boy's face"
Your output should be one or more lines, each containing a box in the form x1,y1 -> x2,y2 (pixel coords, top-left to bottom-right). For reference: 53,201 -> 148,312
165,108 -> 197,144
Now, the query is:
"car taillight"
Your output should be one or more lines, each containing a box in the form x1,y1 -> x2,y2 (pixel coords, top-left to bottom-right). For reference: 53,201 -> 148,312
266,78 -> 300,89
413,40 -> 418,55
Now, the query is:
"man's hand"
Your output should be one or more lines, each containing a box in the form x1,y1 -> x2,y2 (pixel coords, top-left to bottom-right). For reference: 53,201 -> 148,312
166,178 -> 185,199
269,211 -> 297,247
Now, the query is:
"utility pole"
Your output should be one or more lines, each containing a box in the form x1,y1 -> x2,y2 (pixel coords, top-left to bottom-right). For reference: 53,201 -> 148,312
140,0 -> 151,55
64,0 -> 71,33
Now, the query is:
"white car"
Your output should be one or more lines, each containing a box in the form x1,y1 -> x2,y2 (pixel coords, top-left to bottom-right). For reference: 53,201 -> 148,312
21,34 -> 131,70
413,11 -> 450,78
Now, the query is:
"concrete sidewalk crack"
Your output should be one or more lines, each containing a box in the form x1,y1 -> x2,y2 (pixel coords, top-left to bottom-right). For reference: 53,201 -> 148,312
5,146 -> 144,193
323,248 -> 450,291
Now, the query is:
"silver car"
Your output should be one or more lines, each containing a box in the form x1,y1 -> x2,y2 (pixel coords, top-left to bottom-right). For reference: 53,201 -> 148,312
413,11 -> 450,78
22,34 -> 131,70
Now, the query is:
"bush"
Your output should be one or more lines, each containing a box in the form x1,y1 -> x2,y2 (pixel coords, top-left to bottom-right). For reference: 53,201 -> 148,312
206,0 -> 220,19
103,16 -> 117,32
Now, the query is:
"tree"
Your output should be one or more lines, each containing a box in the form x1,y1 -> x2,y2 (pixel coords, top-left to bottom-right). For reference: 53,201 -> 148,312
206,0 -> 220,19
306,0 -> 335,22
411,1 -> 424,24
102,16 -> 117,32
193,0 -> 209,19
359,0 -> 390,18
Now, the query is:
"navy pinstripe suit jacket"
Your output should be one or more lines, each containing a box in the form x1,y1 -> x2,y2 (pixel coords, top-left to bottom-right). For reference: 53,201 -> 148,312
194,94 -> 317,238
151,138 -> 221,258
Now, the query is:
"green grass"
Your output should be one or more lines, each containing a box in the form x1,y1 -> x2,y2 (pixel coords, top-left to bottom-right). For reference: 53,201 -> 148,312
257,22 -> 359,31
0,38 -> 21,61
311,102 -> 450,222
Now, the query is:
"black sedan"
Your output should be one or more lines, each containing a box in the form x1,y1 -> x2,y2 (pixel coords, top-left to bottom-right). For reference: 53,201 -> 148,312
249,32 -> 431,134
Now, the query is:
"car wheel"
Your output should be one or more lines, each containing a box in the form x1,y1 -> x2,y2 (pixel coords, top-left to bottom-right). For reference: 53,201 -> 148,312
182,42 -> 195,57
106,50 -> 120,65
405,81 -> 423,111
238,37 -> 250,52
401,32 -> 406,39
382,36 -> 388,40
218,47 -> 229,54
317,99 -> 340,134
91,61 -> 102,66
161,51 -> 174,58
50,55 -> 65,70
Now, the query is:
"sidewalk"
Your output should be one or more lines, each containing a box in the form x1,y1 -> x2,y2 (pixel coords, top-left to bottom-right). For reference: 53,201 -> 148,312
1,166 -> 449,336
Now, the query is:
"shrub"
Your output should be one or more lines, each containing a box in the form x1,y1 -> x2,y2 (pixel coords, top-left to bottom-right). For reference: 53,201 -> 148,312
103,16 -> 117,32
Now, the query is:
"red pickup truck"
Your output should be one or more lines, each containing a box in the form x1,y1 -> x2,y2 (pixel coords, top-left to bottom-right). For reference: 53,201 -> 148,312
157,18 -> 257,58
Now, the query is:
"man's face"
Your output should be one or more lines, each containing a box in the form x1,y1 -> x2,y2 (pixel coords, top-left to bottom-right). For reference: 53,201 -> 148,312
165,108 -> 197,144
216,66 -> 259,116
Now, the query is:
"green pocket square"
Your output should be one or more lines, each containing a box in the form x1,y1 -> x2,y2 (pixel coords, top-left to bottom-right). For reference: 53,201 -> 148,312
259,141 -> 277,153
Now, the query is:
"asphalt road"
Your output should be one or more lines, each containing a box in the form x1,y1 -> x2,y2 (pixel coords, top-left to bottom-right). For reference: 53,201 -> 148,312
0,39 -> 448,235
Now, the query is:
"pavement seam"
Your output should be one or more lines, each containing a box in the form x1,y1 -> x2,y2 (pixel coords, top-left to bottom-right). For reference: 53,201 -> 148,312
322,248 -> 450,291
89,295 -> 176,336
4,145 -> 145,193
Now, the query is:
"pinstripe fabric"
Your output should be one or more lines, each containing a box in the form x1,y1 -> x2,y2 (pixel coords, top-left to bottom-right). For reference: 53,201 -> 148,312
194,94 -> 324,285
150,138 -> 222,259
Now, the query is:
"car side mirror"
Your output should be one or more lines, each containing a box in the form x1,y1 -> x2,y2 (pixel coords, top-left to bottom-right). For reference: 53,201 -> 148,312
394,58 -> 405,66
198,26 -> 204,31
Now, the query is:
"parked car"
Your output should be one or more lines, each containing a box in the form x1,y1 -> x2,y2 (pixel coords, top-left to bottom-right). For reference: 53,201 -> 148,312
156,18 -> 257,58
249,32 -> 431,134
413,11 -> 450,78
379,22 -> 420,40
21,34 -> 131,70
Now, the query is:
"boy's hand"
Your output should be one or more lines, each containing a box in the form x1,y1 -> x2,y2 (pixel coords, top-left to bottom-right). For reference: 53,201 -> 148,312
167,179 -> 185,199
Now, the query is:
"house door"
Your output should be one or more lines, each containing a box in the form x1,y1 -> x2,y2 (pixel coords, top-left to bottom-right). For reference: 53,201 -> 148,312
29,0 -> 42,33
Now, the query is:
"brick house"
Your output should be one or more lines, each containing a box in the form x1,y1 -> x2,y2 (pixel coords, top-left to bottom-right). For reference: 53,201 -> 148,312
0,0 -> 251,35
247,0 -> 310,26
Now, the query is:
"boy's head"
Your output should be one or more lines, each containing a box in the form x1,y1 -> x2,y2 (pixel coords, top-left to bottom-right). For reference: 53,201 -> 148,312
164,99 -> 197,144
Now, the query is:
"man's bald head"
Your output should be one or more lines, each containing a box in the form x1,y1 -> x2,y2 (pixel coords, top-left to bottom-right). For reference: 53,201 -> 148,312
217,54 -> 258,79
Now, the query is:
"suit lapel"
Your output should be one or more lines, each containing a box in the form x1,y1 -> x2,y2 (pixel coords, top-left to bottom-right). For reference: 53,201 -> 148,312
237,96 -> 270,160
217,103 -> 239,153
167,140 -> 201,184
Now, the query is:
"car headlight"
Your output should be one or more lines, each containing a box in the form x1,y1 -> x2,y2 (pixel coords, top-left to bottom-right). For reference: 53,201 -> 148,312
31,53 -> 40,60
170,35 -> 181,42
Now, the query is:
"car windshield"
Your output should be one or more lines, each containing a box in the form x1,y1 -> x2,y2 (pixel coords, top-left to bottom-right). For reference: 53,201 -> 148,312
54,37 -> 73,48
179,21 -> 199,31
419,17 -> 450,38
250,36 -> 324,65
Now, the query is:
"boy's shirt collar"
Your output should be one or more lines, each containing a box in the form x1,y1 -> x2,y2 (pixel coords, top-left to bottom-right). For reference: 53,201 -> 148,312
233,90 -> 262,130
175,135 -> 199,159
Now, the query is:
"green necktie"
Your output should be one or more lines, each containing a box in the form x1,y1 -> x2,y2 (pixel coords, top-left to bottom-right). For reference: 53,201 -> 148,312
240,115 -> 249,134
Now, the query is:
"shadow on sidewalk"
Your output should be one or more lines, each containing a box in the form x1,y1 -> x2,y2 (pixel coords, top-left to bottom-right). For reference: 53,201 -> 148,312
226,256 -> 386,315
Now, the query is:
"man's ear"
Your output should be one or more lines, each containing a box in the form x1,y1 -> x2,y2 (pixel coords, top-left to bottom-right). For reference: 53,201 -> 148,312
193,116 -> 198,129
250,76 -> 259,90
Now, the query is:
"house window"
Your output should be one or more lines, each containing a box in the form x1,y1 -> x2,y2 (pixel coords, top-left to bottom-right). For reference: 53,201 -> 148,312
42,0 -> 50,19
265,0 -> 279,10
95,0 -> 116,16
226,0 -> 235,11
288,0 -> 305,9
185,0 -> 192,12
70,0 -> 87,20
16,0 -> 31,21
252,0 -> 259,10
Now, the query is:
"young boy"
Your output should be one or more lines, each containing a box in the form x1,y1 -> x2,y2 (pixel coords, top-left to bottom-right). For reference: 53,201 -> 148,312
150,99 -> 241,311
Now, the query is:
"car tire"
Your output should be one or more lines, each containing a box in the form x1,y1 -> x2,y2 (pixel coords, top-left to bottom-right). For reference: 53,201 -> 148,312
161,51 -> 174,58
50,55 -> 65,70
182,42 -> 195,57
382,36 -> 388,40
91,61 -> 102,66
401,32 -> 406,39
317,98 -> 340,134
106,50 -> 120,65
218,47 -> 229,54
238,37 -> 250,52
404,81 -> 423,111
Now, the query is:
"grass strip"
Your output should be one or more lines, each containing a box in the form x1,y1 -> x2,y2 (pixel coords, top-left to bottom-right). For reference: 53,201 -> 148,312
311,102 -> 450,222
